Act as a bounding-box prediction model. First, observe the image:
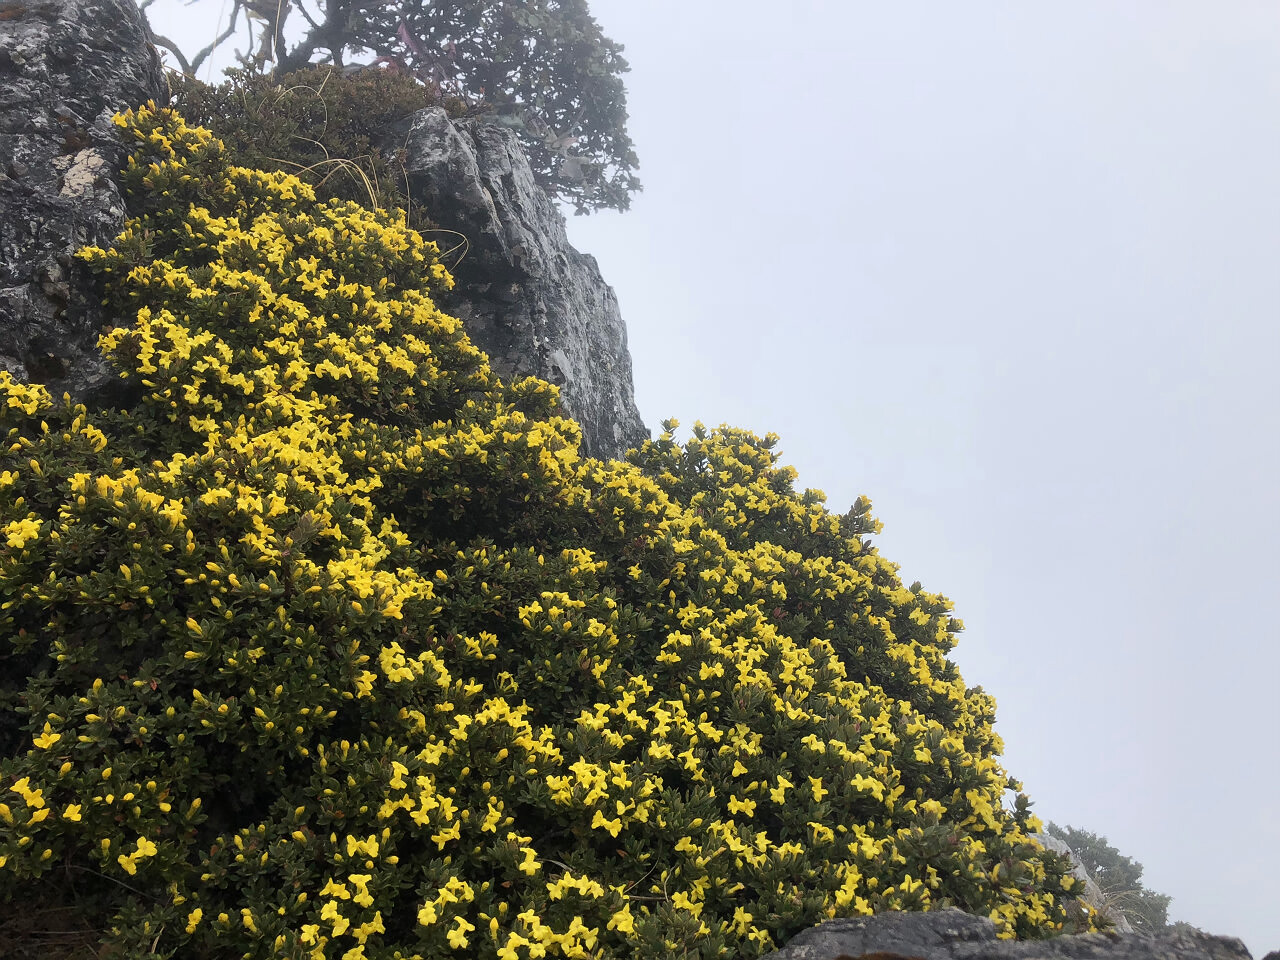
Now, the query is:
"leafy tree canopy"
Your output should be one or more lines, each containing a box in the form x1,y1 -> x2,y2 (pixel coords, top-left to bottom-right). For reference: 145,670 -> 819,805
140,0 -> 641,213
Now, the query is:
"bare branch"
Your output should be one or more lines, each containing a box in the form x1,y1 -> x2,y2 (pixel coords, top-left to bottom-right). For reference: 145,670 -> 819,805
295,0 -> 324,31
149,32 -> 194,74
188,3 -> 242,76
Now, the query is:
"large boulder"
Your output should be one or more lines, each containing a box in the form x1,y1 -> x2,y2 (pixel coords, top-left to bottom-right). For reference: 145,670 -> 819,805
385,106 -> 648,459
760,907 -> 1254,960
0,0 -> 166,403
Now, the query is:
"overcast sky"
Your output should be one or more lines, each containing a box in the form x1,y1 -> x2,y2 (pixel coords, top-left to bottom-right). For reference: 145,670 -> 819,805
147,3 -> 1280,954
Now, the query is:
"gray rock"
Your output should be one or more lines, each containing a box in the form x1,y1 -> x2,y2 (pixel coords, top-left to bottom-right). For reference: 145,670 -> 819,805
385,106 -> 648,460
0,0 -> 166,403
760,907 -> 1255,960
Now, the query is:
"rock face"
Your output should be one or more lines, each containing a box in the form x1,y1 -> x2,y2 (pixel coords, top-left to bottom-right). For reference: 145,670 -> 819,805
0,0 -> 166,403
760,907 -> 1255,960
385,107 -> 648,460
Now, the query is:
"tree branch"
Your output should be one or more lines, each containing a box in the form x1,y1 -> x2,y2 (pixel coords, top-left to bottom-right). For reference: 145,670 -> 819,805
189,3 -> 243,76
274,10 -> 332,75
148,32 -> 194,74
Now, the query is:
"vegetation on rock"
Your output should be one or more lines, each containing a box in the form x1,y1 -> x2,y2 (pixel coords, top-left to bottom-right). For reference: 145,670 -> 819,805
168,66 -> 458,245
1045,822 -> 1205,938
147,0 -> 641,214
0,104 -> 1086,959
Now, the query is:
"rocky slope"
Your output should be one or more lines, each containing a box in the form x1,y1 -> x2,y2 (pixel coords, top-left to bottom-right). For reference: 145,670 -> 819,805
0,0 -> 646,459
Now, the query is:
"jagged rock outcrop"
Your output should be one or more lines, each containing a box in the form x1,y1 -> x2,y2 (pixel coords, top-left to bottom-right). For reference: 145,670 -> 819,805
1035,831 -> 1135,934
384,106 -> 647,459
0,0 -> 166,403
760,907 -> 1255,960
0,3 -> 645,460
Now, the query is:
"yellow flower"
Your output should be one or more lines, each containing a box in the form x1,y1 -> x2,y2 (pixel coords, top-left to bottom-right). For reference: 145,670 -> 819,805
345,835 -> 379,859
320,900 -> 350,936
497,932 -> 531,960
590,809 -> 623,837
11,777 -> 44,808
671,891 -> 703,917
61,804 -> 82,822
351,912 -> 384,944
446,917 -> 475,949
517,846 -> 541,875
32,723 -> 61,750
185,908 -> 203,934
769,775 -> 793,804
352,670 -> 377,698
348,873 -> 374,908
809,776 -> 828,802
320,879 -> 351,899
607,905 -> 634,934
2,517 -> 41,549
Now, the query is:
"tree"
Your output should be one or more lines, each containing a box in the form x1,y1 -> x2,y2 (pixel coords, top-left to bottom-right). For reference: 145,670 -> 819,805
139,0 -> 641,213
1045,822 -> 1174,935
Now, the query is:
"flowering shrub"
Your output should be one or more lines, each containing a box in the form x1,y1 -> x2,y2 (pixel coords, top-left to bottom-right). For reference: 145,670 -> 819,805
0,104 -> 1086,959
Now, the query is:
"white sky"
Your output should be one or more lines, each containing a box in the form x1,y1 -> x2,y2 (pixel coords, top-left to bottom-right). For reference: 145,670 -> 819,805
145,2 -> 1280,954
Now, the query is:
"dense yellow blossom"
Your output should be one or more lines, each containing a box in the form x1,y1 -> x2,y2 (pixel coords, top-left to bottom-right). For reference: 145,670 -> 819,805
0,103 -> 1087,959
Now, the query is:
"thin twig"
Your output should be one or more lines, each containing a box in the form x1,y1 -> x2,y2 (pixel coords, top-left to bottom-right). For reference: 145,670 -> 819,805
62,864 -> 164,902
